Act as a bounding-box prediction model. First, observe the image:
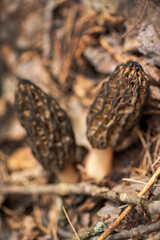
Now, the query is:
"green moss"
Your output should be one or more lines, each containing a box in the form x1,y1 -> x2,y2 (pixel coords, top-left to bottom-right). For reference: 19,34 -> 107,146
94,221 -> 105,234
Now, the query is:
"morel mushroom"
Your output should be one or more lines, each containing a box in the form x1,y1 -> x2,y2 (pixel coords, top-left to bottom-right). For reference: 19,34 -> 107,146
15,79 -> 78,183
85,61 -> 150,182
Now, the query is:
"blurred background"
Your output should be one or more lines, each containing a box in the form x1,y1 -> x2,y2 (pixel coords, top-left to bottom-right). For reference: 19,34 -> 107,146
0,0 -> 160,239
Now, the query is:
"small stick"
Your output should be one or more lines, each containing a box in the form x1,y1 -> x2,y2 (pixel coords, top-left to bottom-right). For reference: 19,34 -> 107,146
62,206 -> 80,240
122,178 -> 160,187
1,182 -> 160,217
67,220 -> 160,240
98,166 -> 160,240
100,35 -> 123,63
0,182 -> 149,206
105,220 -> 160,240
122,0 -> 149,38
136,128 -> 154,173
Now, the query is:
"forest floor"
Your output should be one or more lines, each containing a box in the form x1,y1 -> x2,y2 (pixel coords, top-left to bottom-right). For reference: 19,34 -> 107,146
0,0 -> 160,239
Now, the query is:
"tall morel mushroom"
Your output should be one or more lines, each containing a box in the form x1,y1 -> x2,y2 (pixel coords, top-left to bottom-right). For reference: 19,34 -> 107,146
15,79 -> 78,183
85,61 -> 150,182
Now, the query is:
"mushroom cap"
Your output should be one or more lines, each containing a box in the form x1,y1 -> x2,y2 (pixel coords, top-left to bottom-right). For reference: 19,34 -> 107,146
87,61 -> 150,149
15,79 -> 75,173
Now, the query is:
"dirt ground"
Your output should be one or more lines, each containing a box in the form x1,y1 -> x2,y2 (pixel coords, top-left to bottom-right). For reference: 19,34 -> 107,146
0,0 -> 160,239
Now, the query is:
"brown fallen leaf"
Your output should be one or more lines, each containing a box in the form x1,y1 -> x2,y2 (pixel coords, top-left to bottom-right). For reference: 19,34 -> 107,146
7,147 -> 38,171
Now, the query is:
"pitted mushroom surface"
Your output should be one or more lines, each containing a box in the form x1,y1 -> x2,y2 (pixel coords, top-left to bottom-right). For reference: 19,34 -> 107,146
87,61 -> 150,150
15,79 -> 77,181
85,61 -> 150,182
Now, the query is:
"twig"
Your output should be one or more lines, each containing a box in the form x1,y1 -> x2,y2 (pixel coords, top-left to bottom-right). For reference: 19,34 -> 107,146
122,178 -> 147,185
66,220 -> 160,240
97,166 -> 160,240
153,139 -> 160,165
136,128 -> 154,173
105,220 -> 160,240
122,0 -> 149,38
48,196 -> 61,240
62,206 -> 80,240
0,182 -> 149,206
100,35 -> 123,63
122,177 -> 160,187
43,0 -> 56,59
1,182 -> 160,217
33,195 -> 49,235
152,157 -> 160,168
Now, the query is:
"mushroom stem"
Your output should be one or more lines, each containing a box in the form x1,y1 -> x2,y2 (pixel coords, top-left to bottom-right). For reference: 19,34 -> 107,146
85,147 -> 114,183
58,162 -> 79,183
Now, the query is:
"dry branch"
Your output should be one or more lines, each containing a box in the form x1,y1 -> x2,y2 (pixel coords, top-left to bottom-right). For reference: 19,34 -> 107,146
105,220 -> 160,240
66,220 -> 160,240
0,182 -> 148,205
0,182 -> 160,217
98,166 -> 160,240
62,206 -> 80,240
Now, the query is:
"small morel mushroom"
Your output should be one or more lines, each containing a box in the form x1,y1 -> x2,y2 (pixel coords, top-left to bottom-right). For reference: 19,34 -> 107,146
85,61 -> 150,182
15,79 -> 78,183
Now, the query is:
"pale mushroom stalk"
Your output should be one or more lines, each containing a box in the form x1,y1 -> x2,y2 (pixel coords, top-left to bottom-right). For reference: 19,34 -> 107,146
85,147 -> 113,183
58,161 -> 79,183
85,61 -> 150,182
15,79 -> 79,184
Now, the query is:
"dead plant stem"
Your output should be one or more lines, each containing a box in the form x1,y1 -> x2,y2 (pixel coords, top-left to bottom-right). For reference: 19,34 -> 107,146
97,166 -> 160,240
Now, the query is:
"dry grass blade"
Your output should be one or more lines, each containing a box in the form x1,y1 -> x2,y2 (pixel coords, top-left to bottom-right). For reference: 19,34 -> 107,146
136,128 -> 154,173
62,206 -> 80,240
100,35 -> 123,63
122,0 -> 149,38
98,165 -> 160,240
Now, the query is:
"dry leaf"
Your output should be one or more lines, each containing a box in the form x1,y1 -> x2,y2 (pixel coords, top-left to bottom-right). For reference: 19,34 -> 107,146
7,147 -> 38,171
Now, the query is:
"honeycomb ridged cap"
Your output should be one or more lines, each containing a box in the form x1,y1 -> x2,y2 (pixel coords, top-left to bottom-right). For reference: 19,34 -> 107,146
87,61 -> 150,149
15,79 -> 75,173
